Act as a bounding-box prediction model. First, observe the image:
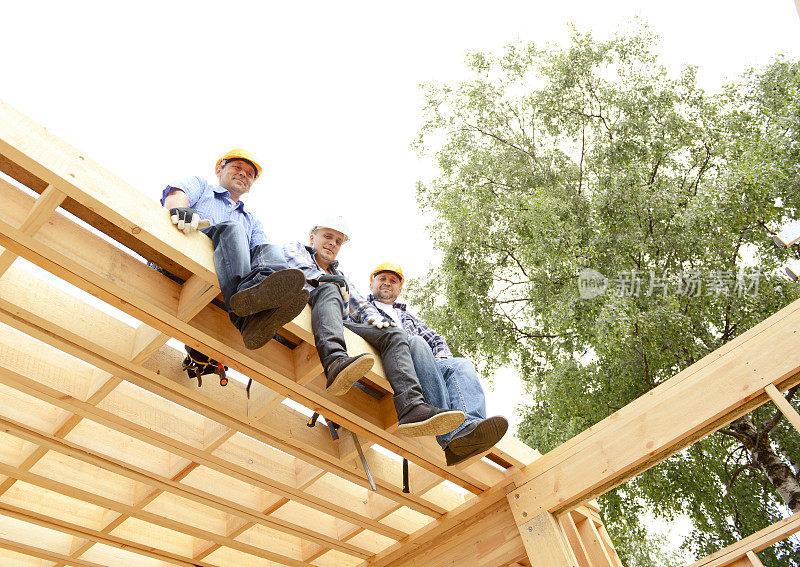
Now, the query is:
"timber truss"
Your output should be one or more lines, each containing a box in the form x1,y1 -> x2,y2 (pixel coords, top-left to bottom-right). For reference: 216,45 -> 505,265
0,98 -> 797,567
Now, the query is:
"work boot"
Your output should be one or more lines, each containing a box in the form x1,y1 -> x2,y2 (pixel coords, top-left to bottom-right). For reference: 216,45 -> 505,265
396,404 -> 465,437
325,353 -> 375,395
240,288 -> 310,349
230,269 -> 306,317
443,415 -> 508,466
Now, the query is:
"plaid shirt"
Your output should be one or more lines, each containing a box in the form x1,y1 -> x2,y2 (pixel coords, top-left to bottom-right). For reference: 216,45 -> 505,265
368,295 -> 453,359
283,241 -> 383,324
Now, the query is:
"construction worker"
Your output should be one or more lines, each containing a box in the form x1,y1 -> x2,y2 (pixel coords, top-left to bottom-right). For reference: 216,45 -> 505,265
161,149 -> 308,349
283,218 -> 466,438
368,262 -> 508,465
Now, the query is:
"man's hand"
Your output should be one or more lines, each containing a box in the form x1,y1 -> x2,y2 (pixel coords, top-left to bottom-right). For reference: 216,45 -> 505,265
169,207 -> 210,234
318,274 -> 350,303
366,314 -> 395,329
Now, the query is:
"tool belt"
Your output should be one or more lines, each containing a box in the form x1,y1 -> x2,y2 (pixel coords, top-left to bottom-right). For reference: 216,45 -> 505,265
182,346 -> 228,387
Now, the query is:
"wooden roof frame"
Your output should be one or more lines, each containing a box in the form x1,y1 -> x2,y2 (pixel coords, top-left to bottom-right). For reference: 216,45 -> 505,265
0,98 -> 798,566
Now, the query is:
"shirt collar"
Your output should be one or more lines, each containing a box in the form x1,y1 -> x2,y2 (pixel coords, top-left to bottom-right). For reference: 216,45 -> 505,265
212,185 -> 246,212
367,294 -> 406,311
307,245 -> 339,272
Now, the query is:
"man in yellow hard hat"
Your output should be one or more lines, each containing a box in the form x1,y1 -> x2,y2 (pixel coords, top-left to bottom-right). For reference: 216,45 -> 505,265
161,149 -> 308,349
282,218 -> 466,438
368,262 -> 508,466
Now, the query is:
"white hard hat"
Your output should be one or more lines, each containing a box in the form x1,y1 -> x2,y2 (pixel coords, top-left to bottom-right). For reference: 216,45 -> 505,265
311,215 -> 351,243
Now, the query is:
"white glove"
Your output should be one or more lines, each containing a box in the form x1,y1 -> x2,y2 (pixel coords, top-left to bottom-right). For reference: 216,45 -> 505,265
366,314 -> 395,329
169,207 -> 210,234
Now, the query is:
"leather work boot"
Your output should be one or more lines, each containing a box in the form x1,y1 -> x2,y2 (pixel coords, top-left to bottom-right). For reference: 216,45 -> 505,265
444,415 -> 509,466
325,353 -> 375,395
396,404 -> 465,437
240,288 -> 309,349
230,269 -> 306,317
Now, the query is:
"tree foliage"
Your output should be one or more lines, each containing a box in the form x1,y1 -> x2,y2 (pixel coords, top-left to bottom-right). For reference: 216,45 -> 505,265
412,23 -> 800,564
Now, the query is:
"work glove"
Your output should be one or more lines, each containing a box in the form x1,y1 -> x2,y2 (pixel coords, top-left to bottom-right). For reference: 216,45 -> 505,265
366,314 -> 395,329
169,207 -> 210,234
318,274 -> 350,304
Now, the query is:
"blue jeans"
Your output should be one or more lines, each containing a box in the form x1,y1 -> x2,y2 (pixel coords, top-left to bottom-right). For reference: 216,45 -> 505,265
202,221 -> 289,329
308,284 -> 429,418
408,336 -> 486,447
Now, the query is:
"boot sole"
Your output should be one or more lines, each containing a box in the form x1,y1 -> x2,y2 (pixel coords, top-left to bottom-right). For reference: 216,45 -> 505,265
231,269 -> 306,317
242,289 -> 309,350
397,410 -> 466,437
326,354 -> 374,396
445,416 -> 509,464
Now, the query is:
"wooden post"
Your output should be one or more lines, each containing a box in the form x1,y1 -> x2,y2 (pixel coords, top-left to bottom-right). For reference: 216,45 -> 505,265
508,491 -> 578,567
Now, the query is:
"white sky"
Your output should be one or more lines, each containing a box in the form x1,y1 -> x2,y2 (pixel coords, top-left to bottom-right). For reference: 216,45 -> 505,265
2,1 -> 799,435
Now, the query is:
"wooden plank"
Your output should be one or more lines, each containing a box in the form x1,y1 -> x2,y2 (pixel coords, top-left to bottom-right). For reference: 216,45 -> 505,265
0,537 -> 112,567
0,461 -> 309,567
576,517 -> 614,566
558,513 -> 591,567
0,183 -> 65,276
689,513 -> 800,567
365,499 -> 527,567
517,512 -> 578,567
0,292 -> 452,520
764,383 -> 800,433
0,502 -> 217,567
0,413 -> 372,559
177,274 -> 218,321
508,296 -> 800,518
595,523 -> 623,567
0,352 -> 407,540
0,97 -> 219,284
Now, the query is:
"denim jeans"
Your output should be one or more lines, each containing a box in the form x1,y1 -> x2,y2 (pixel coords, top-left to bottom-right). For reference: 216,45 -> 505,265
308,283 -> 428,418
202,221 -> 289,330
408,335 -> 486,448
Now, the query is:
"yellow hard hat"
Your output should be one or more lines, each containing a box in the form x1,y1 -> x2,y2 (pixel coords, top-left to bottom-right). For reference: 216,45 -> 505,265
216,148 -> 263,179
370,262 -> 404,283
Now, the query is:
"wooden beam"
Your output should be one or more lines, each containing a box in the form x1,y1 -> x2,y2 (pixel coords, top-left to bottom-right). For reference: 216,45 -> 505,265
0,98 -> 219,284
689,512 -> 800,567
507,296 -> 800,518
0,353 -> 407,540
764,383 -> 800,433
0,461 -> 309,567
509,504 -> 577,567
0,537 -> 113,567
0,502 -> 218,567
0,292 -> 456,517
0,413 -> 372,559
0,182 -> 65,276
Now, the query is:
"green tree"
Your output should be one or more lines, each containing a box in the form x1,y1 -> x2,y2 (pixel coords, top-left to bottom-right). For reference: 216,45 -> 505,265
412,24 -> 800,565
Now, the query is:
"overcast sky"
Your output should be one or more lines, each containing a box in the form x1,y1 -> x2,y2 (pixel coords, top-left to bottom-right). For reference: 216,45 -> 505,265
2,1 -> 799,432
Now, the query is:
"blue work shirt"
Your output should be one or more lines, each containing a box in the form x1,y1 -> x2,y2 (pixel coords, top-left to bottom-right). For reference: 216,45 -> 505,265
161,176 -> 269,247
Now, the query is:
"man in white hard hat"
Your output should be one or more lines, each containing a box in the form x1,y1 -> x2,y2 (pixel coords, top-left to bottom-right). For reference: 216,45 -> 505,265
161,149 -> 308,350
368,263 -> 508,466
283,217 -> 466,438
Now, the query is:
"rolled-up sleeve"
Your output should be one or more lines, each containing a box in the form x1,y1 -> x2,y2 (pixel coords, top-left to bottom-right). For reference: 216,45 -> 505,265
161,176 -> 206,207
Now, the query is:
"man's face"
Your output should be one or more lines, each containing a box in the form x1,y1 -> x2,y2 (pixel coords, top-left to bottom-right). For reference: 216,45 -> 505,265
310,228 -> 346,268
370,272 -> 402,303
216,159 -> 256,196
